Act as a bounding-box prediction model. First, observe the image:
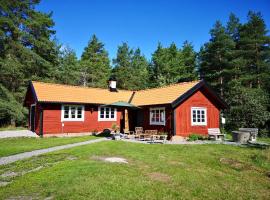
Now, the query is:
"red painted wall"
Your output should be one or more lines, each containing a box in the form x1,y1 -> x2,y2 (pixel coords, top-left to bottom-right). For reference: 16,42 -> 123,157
140,105 -> 172,134
175,89 -> 220,137
42,104 -> 122,135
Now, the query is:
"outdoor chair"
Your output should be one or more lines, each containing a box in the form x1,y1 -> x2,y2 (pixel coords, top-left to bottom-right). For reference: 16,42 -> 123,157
208,128 -> 225,141
123,129 -> 135,139
143,130 -> 155,141
134,127 -> 144,140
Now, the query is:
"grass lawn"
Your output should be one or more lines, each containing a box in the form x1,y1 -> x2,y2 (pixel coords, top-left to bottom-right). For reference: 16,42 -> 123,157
0,141 -> 269,200
0,126 -> 26,131
258,137 -> 270,144
0,136 -> 97,157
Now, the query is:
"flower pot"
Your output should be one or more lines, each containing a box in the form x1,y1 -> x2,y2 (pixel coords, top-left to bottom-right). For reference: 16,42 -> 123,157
113,134 -> 121,140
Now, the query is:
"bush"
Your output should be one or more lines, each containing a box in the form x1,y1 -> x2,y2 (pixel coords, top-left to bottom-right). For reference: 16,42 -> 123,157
188,133 -> 208,141
259,129 -> 269,138
0,84 -> 27,127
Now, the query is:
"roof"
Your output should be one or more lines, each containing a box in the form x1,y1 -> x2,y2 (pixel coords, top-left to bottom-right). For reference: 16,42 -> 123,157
31,81 -> 133,104
28,80 -> 227,109
132,81 -> 199,106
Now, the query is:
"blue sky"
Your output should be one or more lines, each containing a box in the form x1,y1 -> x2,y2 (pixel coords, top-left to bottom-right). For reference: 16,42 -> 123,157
37,0 -> 270,60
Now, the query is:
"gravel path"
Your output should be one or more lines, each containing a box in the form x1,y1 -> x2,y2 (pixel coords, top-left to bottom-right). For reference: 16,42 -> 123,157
0,130 -> 37,138
0,137 -> 109,166
121,138 -> 243,146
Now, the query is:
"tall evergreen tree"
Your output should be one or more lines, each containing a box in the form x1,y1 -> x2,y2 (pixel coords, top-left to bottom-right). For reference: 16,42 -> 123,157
181,41 -> 198,81
226,13 -> 241,42
129,48 -> 149,90
0,0 -> 59,95
199,21 -> 235,97
80,35 -> 111,87
0,0 -> 59,126
112,43 -> 149,90
112,42 -> 133,89
238,11 -> 270,90
55,46 -> 80,85
151,43 -> 186,86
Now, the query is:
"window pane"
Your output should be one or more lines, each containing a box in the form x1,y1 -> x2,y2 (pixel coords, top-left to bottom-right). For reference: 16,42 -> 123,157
111,110 -> 114,118
71,107 -> 76,118
77,107 -> 82,118
100,114 -> 104,118
151,110 -> 155,122
100,108 -> 104,114
64,106 -> 69,118
156,110 -> 160,122
160,110 -> 164,122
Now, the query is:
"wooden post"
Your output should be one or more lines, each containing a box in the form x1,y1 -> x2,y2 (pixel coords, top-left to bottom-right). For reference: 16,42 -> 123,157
125,109 -> 129,132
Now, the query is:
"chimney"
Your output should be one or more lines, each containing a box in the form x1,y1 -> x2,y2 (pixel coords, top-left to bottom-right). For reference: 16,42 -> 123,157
108,76 -> 117,92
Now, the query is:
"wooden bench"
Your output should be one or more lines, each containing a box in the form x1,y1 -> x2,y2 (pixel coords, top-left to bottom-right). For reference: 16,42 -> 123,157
208,128 -> 225,141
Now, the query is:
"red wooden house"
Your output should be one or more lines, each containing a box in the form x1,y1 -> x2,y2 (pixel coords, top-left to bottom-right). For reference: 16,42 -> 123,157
24,79 -> 227,138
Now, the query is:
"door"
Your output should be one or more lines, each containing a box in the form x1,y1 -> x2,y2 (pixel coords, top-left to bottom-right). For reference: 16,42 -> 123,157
30,105 -> 36,132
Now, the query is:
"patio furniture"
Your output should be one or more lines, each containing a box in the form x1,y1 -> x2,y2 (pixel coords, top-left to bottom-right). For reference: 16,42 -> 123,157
134,127 -> 144,140
154,132 -> 167,143
123,129 -> 135,139
208,128 -> 225,141
143,130 -> 158,141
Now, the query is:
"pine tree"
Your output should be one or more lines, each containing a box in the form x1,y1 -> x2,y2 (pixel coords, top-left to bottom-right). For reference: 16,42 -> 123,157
238,11 -> 270,90
0,0 -> 59,126
129,48 -> 149,90
181,41 -> 198,81
0,84 -> 27,126
199,21 -> 235,97
112,42 -> 133,89
151,43 -> 187,86
0,0 -> 59,94
80,35 -> 111,87
55,46 -> 80,85
226,13 -> 241,42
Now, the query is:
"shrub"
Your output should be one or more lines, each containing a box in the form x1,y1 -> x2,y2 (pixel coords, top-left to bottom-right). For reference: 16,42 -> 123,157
188,133 -> 207,141
188,134 -> 199,141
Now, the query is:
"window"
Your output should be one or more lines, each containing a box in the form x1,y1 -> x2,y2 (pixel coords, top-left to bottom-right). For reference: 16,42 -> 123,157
191,107 -> 207,126
150,107 -> 165,125
98,107 -> 117,121
61,105 -> 85,121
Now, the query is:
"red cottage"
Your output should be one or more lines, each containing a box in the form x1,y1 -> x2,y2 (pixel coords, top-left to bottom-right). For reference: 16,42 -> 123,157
24,79 -> 227,138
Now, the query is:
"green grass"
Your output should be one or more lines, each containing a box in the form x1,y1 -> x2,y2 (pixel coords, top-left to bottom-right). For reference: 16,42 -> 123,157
0,126 -> 26,131
258,137 -> 270,144
0,136 -> 97,157
0,141 -> 269,200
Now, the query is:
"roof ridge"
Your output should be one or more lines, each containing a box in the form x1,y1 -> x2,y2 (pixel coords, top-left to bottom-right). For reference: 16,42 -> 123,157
135,80 -> 201,92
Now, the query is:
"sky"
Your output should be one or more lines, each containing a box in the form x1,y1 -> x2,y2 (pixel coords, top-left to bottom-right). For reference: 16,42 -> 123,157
37,0 -> 270,60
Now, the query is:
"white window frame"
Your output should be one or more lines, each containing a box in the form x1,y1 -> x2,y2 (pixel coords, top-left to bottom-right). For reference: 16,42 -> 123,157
98,106 -> 117,121
149,107 -> 166,126
61,105 -> 85,122
191,107 -> 207,126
